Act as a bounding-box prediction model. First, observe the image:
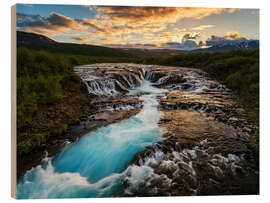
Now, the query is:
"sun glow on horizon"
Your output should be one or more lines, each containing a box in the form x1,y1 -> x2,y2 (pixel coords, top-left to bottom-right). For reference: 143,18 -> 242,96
16,4 -> 259,50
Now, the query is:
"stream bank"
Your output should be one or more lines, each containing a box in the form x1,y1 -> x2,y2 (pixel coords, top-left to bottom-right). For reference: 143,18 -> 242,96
17,63 -> 259,197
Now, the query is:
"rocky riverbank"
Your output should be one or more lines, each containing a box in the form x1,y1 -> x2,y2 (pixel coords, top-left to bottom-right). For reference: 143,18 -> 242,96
18,63 -> 259,196
130,65 -> 259,196
17,64 -> 146,178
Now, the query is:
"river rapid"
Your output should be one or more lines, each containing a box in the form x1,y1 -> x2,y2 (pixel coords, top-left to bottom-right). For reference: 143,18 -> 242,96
17,80 -> 168,199
17,63 -> 259,198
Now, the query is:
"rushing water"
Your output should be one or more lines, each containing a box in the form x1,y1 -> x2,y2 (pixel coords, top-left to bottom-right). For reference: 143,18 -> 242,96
17,80 -> 167,199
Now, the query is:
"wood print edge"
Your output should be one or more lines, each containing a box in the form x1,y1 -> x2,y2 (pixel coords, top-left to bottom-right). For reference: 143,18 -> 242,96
11,4 -> 17,199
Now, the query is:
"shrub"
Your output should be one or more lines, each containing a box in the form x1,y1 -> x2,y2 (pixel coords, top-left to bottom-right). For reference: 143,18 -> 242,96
17,140 -> 33,155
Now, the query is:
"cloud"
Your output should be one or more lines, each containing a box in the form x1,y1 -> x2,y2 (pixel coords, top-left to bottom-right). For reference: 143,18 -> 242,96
93,6 -> 236,37
91,23 -> 168,38
162,40 -> 200,50
80,18 -> 106,32
97,6 -> 235,26
81,5 -> 97,11
17,11 -> 168,39
158,31 -> 201,50
16,6 -> 238,46
192,25 -> 215,31
71,36 -> 95,42
17,13 -> 41,22
47,13 -> 76,27
105,43 -> 158,49
17,12 -> 84,36
159,32 -> 182,42
159,32 -> 200,44
157,31 -> 202,50
225,31 -> 247,40
104,40 -> 200,50
182,32 -> 200,40
205,31 -> 248,46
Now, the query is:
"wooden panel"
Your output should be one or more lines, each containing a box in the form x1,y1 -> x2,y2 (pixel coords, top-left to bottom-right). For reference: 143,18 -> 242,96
11,4 -> 17,199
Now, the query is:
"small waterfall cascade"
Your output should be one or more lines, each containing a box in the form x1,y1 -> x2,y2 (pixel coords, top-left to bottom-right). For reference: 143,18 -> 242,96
84,79 -> 128,96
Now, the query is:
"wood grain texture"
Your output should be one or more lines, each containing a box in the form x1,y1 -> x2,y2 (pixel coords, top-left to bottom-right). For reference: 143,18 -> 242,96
11,4 -> 17,198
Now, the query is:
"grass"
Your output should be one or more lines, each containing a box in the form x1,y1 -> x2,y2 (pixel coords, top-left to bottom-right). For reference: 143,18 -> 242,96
140,50 -> 259,123
17,47 -> 259,154
138,50 -> 259,147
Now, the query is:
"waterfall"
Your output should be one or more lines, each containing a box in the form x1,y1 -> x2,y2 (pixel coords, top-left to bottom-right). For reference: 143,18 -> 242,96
75,65 -> 145,97
114,79 -> 128,92
139,68 -> 146,79
155,75 -> 170,85
84,79 -> 127,96
121,75 -> 133,88
120,74 -> 142,89
145,72 -> 154,81
138,71 -> 144,80
16,80 -> 168,199
133,74 -> 143,86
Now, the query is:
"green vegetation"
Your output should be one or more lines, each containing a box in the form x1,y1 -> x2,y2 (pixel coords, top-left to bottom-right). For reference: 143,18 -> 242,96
138,50 -> 259,147
17,46 -> 259,155
18,47 -> 72,128
18,40 -> 134,58
17,133 -> 48,155
17,48 -> 86,155
140,50 -> 259,126
17,46 -> 137,155
17,47 -> 136,129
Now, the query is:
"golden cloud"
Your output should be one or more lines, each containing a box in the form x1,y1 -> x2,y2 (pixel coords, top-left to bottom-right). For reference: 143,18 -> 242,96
192,25 -> 216,31
159,32 -> 201,43
71,36 -> 95,42
90,6 -> 236,39
225,31 -> 247,40
97,6 -> 235,27
18,6 -> 238,45
19,12 -> 84,36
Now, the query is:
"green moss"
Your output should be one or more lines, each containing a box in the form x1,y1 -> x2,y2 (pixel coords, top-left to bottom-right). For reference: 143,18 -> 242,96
17,140 -> 33,155
52,124 -> 68,137
250,134 -> 259,149
70,118 -> 80,125
17,47 -> 259,155
82,106 -> 89,115
32,133 -> 47,147
63,124 -> 68,132
141,50 -> 259,127
247,111 -> 259,126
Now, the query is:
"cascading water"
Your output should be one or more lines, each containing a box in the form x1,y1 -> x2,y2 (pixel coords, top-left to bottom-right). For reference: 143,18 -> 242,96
16,80 -> 167,199
84,79 -> 128,96
145,71 -> 154,81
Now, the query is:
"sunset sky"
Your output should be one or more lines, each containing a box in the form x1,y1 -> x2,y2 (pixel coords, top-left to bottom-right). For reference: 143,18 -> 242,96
16,4 -> 259,50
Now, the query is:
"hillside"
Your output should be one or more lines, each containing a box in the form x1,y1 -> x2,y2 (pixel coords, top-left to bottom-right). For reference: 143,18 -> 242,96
17,31 -> 259,58
17,31 -> 134,58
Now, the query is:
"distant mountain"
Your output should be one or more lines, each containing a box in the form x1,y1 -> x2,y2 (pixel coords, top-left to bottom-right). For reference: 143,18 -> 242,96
17,31 -> 259,57
118,47 -> 187,56
17,31 -> 134,58
193,39 -> 259,53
